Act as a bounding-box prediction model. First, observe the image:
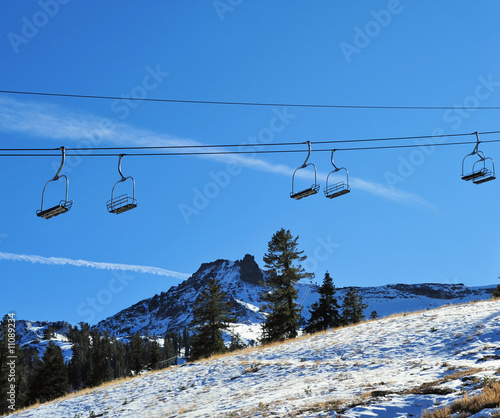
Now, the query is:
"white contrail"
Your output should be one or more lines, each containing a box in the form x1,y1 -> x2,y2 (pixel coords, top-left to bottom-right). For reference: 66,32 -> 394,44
0,251 -> 190,279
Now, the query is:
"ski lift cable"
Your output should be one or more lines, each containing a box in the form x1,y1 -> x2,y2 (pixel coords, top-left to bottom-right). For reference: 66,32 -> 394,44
2,89 -> 500,110
2,138 -> 500,157
1,130 -> 500,153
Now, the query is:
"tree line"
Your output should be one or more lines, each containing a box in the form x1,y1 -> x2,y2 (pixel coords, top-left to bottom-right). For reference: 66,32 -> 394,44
0,319 -> 189,415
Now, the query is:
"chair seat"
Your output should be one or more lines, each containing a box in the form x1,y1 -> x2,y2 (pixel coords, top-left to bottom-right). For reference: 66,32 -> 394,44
290,185 -> 319,200
107,195 -> 138,214
37,200 -> 73,219
462,170 -> 487,181
324,183 -> 351,199
473,174 -> 496,184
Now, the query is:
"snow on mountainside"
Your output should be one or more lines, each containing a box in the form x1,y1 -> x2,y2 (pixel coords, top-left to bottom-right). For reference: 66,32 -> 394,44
10,254 -> 496,355
95,253 -> 495,344
9,320 -> 73,362
12,299 -> 500,417
95,254 -> 267,344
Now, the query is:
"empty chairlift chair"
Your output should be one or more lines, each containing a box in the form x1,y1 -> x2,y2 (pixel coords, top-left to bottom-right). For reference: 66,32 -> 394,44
36,147 -> 73,219
324,150 -> 351,199
461,133 -> 496,185
106,155 -> 138,214
290,141 -> 320,200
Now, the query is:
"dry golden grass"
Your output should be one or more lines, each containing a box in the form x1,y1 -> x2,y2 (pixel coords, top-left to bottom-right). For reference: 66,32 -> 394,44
11,374 -> 139,414
422,381 -> 500,418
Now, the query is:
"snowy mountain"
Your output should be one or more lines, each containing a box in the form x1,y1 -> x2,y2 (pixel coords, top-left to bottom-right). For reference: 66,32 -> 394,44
95,254 -> 267,344
12,298 -> 500,417
94,253 -> 495,344
11,254 -> 496,353
10,320 -> 73,362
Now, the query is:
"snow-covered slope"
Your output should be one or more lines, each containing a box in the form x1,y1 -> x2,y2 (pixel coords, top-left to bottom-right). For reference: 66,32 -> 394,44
12,299 -> 500,417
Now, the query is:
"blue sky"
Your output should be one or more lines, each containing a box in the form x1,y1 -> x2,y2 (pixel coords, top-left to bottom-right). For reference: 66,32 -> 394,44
1,1 -> 499,325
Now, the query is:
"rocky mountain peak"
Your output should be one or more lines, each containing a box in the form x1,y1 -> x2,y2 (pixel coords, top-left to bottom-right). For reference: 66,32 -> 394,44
235,254 -> 264,286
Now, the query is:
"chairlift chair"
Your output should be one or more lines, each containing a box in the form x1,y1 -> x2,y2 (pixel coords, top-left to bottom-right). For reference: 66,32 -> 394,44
324,150 -> 351,199
106,155 -> 138,214
290,141 -> 320,200
36,147 -> 73,219
461,133 -> 496,184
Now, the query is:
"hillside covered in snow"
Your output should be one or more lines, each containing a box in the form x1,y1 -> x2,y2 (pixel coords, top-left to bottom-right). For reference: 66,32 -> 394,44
12,299 -> 500,417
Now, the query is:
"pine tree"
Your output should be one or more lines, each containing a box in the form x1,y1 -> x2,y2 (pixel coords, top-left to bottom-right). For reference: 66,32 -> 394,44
229,332 -> 246,351
164,332 -> 177,366
67,323 -> 91,389
149,338 -> 164,370
129,333 -> 144,375
17,346 -> 38,409
341,287 -> 368,326
189,277 -> 237,360
369,310 -> 379,320
29,341 -> 68,403
304,272 -> 341,334
492,277 -> 500,299
260,228 -> 313,343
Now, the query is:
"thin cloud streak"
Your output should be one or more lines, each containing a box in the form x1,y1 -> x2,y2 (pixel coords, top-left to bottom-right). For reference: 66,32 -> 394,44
0,251 -> 190,279
0,96 -> 432,207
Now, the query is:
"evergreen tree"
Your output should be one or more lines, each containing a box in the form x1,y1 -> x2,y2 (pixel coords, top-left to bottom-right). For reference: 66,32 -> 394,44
228,332 -> 246,352
29,341 -> 68,403
111,336 -> 128,378
67,323 -> 91,389
189,277 -> 237,361
88,330 -> 110,387
492,277 -> 500,299
260,228 -> 313,343
129,332 -> 144,375
369,310 -> 379,320
149,337 -> 164,370
304,272 -> 341,334
164,332 -> 177,366
341,287 -> 368,326
182,329 -> 190,359
16,346 -> 38,409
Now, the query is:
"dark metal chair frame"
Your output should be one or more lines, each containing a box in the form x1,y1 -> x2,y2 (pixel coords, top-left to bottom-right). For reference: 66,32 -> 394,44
461,133 -> 496,185
324,150 -> 351,199
106,154 -> 138,214
290,141 -> 320,200
36,147 -> 73,219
